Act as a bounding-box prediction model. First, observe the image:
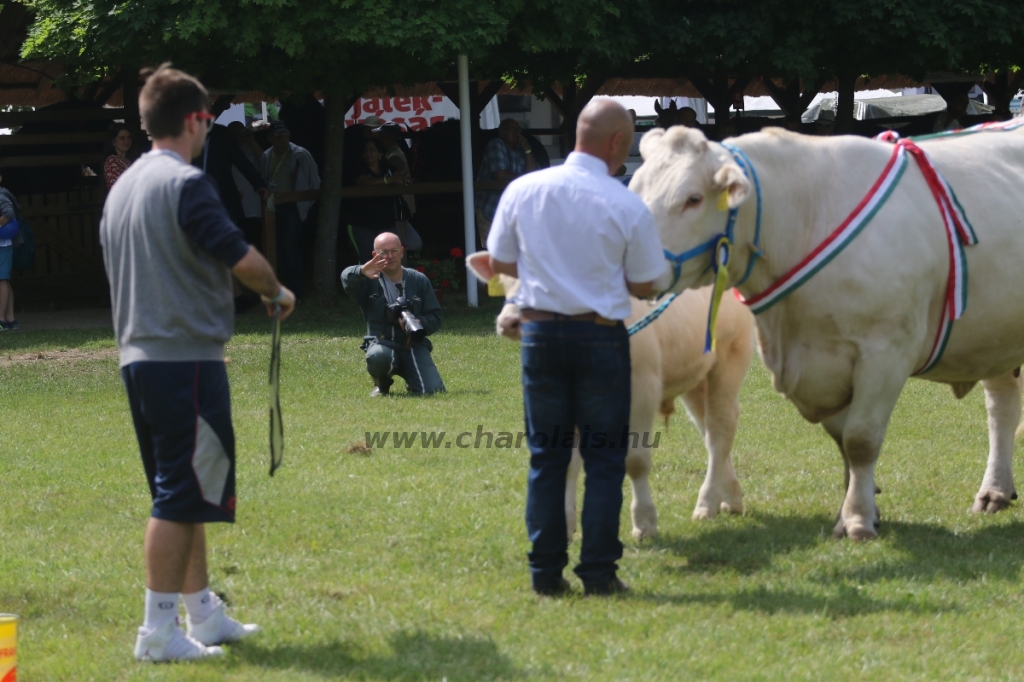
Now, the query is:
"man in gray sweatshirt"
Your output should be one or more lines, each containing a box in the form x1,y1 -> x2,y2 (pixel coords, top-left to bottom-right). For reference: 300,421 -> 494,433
100,65 -> 296,663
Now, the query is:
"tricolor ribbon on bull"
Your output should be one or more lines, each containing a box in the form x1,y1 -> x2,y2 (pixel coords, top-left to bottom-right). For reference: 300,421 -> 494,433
647,118 -> 1024,375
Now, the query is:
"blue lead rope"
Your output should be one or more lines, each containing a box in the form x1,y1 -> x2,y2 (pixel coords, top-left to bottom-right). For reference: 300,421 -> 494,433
627,292 -> 678,336
642,143 -> 763,345
660,143 -> 763,294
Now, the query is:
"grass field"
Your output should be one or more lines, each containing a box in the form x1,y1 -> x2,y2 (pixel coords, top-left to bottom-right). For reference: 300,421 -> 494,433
4,298 -> 1024,681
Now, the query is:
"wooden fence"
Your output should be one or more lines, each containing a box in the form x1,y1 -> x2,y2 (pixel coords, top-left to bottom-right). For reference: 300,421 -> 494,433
10,190 -> 109,310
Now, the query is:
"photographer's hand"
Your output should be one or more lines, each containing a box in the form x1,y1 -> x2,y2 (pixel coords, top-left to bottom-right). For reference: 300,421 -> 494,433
360,253 -> 388,279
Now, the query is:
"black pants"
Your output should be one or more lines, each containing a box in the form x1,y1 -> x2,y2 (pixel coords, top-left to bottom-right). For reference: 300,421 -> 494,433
275,203 -> 304,298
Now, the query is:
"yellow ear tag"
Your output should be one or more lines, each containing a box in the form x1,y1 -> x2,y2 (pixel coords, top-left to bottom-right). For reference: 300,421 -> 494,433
717,190 -> 730,211
487,274 -> 505,297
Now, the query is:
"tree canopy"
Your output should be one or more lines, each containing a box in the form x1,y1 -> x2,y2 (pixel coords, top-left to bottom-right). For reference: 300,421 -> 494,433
21,0 -> 648,96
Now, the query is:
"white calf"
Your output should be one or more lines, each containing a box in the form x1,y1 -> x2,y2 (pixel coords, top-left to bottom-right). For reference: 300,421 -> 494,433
468,252 -> 756,539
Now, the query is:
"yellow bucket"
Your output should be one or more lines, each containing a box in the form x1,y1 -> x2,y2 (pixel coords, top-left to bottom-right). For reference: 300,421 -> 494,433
0,614 -> 16,682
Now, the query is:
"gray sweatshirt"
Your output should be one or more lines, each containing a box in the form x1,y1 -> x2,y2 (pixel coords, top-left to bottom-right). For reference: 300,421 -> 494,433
100,150 -> 248,366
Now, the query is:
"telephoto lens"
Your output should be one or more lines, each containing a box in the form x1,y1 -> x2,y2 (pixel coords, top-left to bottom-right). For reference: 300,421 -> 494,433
400,310 -> 426,341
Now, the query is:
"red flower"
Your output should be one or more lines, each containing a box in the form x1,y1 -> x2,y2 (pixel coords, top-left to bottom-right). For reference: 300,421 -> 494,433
441,279 -> 450,288
432,259 -> 440,264
428,271 -> 438,280
450,247 -> 463,258
416,266 -> 425,273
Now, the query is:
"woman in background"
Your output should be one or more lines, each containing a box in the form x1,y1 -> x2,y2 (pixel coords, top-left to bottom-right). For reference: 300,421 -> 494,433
103,124 -> 133,189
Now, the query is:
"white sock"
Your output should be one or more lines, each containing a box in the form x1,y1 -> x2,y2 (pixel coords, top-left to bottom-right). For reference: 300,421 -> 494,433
143,590 -> 179,631
182,587 -> 216,624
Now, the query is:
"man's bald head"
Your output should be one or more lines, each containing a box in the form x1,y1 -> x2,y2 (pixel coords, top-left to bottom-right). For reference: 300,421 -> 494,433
374,232 -> 401,252
372,232 -> 404,278
574,99 -> 634,174
577,99 -> 633,148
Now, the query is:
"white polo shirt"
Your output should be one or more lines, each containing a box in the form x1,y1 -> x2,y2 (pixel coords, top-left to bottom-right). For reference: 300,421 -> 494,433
487,152 -> 666,320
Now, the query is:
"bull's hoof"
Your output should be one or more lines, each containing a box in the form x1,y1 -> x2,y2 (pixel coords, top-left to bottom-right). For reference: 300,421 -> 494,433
721,501 -> 744,515
832,516 -> 879,541
631,526 -> 658,541
692,506 -> 719,521
970,491 -> 1015,514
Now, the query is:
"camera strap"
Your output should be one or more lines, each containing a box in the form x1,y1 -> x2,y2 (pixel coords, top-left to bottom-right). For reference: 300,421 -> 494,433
380,274 -> 401,304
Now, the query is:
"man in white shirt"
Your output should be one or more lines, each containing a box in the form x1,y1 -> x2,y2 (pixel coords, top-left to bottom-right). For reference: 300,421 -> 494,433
487,99 -> 667,596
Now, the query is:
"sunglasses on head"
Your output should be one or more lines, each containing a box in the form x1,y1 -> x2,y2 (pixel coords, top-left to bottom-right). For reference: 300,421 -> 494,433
188,111 -> 216,133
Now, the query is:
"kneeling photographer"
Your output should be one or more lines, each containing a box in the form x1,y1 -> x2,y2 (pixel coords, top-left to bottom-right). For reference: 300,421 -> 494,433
341,232 -> 446,396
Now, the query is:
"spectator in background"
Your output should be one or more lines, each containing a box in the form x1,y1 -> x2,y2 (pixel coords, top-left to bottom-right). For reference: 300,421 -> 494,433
104,124 -> 134,189
259,120 -> 320,299
228,122 -> 267,248
348,138 -> 409,263
374,122 -> 422,252
0,174 -> 18,331
475,118 -> 538,247
196,121 -> 267,234
679,106 -> 699,128
934,91 -> 970,132
815,109 -> 836,136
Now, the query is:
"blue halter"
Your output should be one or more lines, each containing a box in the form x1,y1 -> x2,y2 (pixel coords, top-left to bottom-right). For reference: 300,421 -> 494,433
662,142 -> 763,293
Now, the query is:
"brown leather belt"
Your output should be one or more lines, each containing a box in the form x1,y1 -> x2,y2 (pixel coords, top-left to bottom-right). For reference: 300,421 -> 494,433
520,309 -> 618,326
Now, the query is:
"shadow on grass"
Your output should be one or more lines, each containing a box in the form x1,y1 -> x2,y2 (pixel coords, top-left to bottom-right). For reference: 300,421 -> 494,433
0,327 -> 115,351
385,388 -> 494,398
235,629 -> 523,680
655,512 -> 1024,584
634,582 -> 954,618
836,519 -> 1024,584
651,512 -> 833,576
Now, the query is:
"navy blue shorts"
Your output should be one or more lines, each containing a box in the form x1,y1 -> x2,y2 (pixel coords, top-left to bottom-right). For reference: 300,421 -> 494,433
122,361 -> 237,523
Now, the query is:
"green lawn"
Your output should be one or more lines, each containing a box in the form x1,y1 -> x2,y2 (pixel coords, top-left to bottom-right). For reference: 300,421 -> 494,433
3,298 -> 1024,681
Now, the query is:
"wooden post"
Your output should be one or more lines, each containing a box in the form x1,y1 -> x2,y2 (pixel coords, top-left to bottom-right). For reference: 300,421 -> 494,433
761,76 -> 827,128
312,93 -> 347,305
835,72 -> 856,135
981,70 -> 1023,121
122,67 -> 143,155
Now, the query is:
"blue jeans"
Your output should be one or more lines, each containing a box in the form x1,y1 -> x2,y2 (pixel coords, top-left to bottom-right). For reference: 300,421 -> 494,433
521,319 -> 631,589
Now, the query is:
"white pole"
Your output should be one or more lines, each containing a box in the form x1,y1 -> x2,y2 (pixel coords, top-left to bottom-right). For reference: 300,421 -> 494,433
262,101 -> 268,123
458,54 -> 478,307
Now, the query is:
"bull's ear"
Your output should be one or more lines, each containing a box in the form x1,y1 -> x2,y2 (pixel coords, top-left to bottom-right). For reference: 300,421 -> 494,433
638,128 -> 666,160
467,251 -> 494,281
713,163 -> 751,208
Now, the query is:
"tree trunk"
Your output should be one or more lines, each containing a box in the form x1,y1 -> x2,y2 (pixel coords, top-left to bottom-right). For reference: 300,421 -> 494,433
981,70 -> 1022,121
122,67 -> 143,157
312,93 -> 346,306
835,72 -> 856,135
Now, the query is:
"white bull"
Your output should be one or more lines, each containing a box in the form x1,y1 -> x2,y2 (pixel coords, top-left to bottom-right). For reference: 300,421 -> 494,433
631,125 -> 1024,540
468,252 -> 755,539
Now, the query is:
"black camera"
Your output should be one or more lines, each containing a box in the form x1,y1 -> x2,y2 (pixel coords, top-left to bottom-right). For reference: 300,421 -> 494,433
386,296 -> 426,341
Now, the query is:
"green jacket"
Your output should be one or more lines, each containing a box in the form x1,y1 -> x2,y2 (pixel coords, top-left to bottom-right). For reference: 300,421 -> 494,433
341,265 -> 443,349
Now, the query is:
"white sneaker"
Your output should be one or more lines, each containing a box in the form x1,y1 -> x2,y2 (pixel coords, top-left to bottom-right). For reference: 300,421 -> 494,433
186,596 -> 260,646
134,616 -> 224,662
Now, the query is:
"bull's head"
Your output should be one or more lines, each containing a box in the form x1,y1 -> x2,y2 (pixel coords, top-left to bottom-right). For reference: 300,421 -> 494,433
630,127 -> 752,293
466,251 -> 523,340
